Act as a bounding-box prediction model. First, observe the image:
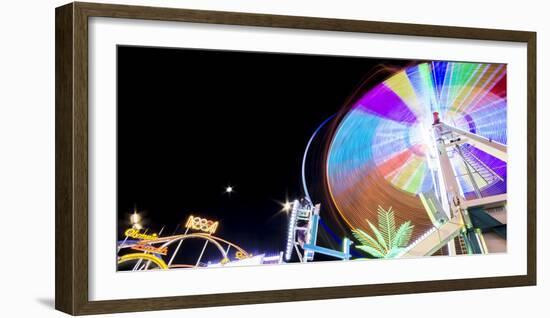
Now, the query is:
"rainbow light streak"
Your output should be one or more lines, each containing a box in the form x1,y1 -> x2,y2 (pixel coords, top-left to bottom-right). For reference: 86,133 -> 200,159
326,61 -> 507,237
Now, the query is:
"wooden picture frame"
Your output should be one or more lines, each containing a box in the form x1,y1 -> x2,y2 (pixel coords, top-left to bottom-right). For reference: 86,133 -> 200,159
55,2 -> 536,315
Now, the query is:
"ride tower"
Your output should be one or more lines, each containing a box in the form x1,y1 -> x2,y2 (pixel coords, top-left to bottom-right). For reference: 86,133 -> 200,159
285,198 -> 352,263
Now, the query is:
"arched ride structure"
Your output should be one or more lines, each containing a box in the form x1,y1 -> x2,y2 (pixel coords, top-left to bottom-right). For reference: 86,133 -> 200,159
117,232 -> 251,271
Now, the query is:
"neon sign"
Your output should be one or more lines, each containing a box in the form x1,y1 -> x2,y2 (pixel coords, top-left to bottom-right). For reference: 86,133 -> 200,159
235,251 -> 250,260
118,253 -> 168,269
131,243 -> 168,255
185,215 -> 219,234
124,228 -> 159,241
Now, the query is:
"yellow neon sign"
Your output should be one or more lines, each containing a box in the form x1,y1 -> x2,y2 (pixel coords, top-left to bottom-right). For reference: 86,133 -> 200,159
118,253 -> 168,269
124,228 -> 159,241
185,215 -> 219,234
235,251 -> 251,260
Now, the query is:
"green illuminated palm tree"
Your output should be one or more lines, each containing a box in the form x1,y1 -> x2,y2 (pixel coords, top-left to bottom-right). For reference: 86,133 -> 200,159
352,206 -> 414,259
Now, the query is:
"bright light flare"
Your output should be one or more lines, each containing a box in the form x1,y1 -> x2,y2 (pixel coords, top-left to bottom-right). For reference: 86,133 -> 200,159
130,212 -> 141,224
225,186 -> 233,193
282,201 -> 292,212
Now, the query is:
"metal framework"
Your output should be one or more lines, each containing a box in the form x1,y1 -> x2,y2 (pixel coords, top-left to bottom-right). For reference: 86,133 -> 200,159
285,198 -> 352,263
401,113 -> 508,257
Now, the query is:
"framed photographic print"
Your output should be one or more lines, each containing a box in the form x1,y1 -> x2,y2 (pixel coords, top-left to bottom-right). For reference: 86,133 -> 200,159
55,2 -> 537,315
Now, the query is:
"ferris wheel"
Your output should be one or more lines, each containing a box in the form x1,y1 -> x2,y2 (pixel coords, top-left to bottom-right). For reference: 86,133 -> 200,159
324,61 -> 507,256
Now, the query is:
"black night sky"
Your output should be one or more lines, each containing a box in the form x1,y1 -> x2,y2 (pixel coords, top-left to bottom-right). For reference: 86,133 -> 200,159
117,46 -> 409,264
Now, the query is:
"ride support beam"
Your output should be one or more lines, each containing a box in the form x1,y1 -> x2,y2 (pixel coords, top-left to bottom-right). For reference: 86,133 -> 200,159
442,123 -> 507,162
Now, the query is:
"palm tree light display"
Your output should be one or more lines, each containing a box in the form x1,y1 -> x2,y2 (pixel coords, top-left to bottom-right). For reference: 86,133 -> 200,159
352,206 -> 414,259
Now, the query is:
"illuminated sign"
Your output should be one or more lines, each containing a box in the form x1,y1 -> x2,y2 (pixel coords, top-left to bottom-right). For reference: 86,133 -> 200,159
131,243 -> 168,255
118,253 -> 168,269
124,228 -> 159,241
235,251 -> 250,260
185,215 -> 219,234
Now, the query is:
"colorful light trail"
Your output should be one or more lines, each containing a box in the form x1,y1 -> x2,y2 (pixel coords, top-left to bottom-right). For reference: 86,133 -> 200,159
327,61 -> 507,239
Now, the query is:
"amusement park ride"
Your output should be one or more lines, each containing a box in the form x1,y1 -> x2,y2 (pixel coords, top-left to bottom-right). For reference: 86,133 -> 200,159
117,111 -> 507,271
117,214 -> 281,270
398,112 -> 507,257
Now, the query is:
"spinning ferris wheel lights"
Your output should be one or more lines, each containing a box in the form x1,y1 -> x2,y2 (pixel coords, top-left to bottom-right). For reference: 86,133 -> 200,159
325,61 -> 507,242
